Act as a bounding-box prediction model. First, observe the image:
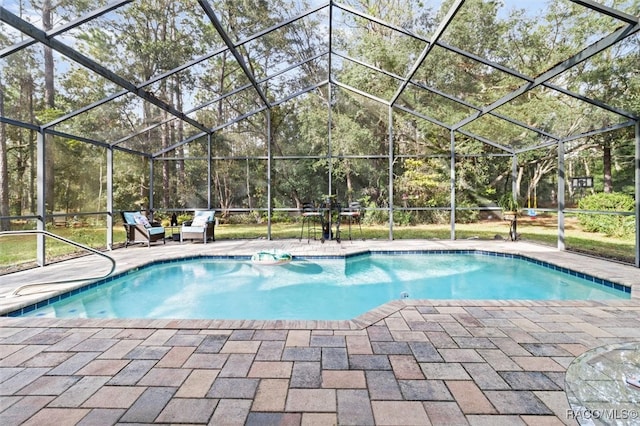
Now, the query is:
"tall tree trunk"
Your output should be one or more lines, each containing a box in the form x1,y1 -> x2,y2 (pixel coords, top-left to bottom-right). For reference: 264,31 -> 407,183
159,16 -> 170,209
29,79 -> 36,214
603,140 -> 612,193
515,165 -> 524,199
174,76 -> 185,203
246,159 -> 252,210
0,79 -> 9,230
161,108 -> 170,208
43,0 -> 55,212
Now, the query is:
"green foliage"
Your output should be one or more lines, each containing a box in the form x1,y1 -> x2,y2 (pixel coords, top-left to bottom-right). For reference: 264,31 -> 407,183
456,212 -> 479,224
393,210 -> 414,226
577,193 -> 635,237
226,212 -> 263,225
1,0 -> 637,248
395,158 -> 449,211
271,210 -> 296,224
498,192 -> 519,212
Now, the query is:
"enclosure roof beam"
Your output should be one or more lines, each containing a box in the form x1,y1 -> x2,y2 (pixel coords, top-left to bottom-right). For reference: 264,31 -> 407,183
390,0 -> 465,106
454,129 -> 514,154
0,38 -> 34,59
249,2 -> 329,45
558,120 -> 638,144
333,80 -> 391,106
0,116 -> 40,131
154,100 -> 287,156
44,43 -> 229,129
179,51 -> 328,121
546,83 -> 638,121
153,132 -> 208,157
332,2 -> 424,41
0,6 -> 211,134
142,46 -> 225,90
437,41 -> 639,121
516,140 -> 558,154
197,0 -> 271,108
45,91 -> 127,129
451,22 -> 640,131
405,80 -> 560,141
44,128 -> 149,157
333,52 -> 403,83
514,121 -> 637,154
206,106 -> 268,135
136,1 -> 327,106
43,9 -> 327,131
160,79 -> 333,156
342,4 -> 638,121
111,119 -> 177,147
43,128 -> 113,150
272,80 -> 329,108
570,0 -> 639,25
0,0 -> 132,58
515,120 -> 636,154
394,104 -> 453,131
261,52 -> 329,84
185,84 -> 256,118
113,56 -> 265,144
368,102 -> 515,154
335,50 -> 561,141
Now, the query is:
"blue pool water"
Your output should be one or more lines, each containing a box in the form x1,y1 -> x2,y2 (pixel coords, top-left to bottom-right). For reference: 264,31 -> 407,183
21,253 -> 628,320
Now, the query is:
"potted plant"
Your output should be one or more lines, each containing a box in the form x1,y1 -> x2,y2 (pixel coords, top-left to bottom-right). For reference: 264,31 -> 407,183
498,192 -> 520,217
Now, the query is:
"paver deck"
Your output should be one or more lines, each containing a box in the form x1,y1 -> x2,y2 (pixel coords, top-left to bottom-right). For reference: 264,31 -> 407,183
1,239 -> 639,425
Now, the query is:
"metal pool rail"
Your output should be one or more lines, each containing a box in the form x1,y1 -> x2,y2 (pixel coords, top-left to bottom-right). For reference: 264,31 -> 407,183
0,230 -> 116,297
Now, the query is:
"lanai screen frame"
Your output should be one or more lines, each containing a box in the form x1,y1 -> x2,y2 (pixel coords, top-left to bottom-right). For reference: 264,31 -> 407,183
0,0 -> 638,268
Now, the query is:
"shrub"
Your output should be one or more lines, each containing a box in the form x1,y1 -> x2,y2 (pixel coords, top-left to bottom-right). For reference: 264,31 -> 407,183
394,210 -> 414,226
455,208 -> 479,224
271,210 -> 296,224
227,212 -> 263,225
577,192 -> 634,238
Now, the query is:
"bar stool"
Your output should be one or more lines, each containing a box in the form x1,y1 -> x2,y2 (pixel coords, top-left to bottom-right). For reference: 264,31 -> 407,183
299,202 -> 323,243
339,201 -> 363,241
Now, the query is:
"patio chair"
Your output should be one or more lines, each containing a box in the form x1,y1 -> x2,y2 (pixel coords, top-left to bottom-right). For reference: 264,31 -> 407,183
121,211 -> 166,247
299,202 -> 323,243
338,201 -> 364,241
181,210 -> 216,243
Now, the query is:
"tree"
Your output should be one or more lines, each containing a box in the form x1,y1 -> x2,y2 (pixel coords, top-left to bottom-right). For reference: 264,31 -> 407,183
558,0 -> 639,194
0,76 -> 9,230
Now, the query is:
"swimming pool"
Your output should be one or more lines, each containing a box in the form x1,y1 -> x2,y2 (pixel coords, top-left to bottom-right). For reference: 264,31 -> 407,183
15,252 -> 629,320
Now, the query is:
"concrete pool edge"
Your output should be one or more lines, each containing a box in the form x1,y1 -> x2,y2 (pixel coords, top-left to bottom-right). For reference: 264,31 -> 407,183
1,243 -> 637,319
1,299 -> 639,331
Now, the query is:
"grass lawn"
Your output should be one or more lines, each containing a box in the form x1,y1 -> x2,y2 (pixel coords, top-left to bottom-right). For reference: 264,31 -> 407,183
1,215 -> 635,273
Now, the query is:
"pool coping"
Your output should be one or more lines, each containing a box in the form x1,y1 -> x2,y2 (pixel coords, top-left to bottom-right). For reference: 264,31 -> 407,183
3,249 -> 634,322
2,298 -> 639,331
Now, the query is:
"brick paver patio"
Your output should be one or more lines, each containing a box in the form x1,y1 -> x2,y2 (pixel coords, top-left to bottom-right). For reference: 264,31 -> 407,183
1,240 -> 639,425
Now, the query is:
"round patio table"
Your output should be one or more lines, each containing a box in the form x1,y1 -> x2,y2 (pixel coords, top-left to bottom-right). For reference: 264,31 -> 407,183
565,341 -> 640,425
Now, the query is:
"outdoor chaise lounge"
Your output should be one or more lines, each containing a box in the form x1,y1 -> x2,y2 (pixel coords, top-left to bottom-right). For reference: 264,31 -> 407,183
121,211 -> 166,247
181,210 -> 216,243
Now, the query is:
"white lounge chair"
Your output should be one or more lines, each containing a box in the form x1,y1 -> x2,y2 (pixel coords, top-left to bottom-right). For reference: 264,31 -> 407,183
180,210 -> 216,243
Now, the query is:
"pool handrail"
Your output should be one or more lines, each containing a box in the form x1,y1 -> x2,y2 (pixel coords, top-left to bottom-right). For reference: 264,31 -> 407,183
0,230 -> 116,297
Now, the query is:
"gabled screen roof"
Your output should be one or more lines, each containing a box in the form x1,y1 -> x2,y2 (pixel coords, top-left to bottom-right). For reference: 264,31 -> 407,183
1,0 -> 638,156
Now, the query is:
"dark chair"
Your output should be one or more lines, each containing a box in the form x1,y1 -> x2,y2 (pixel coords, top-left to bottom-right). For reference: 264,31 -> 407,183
121,211 -> 166,247
299,202 -> 323,243
338,201 -> 364,241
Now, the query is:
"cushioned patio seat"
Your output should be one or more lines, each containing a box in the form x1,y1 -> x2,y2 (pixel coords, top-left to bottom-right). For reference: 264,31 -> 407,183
181,210 -> 215,243
121,211 -> 166,247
